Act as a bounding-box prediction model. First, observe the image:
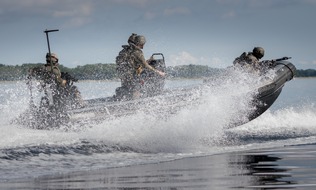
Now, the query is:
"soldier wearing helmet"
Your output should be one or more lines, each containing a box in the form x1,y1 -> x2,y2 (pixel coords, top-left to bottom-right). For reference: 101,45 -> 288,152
45,52 -> 67,87
28,52 -> 68,107
134,35 -> 146,49
116,33 -> 139,98
44,53 -> 85,108
252,47 -> 264,60
233,47 -> 265,72
115,34 -> 165,99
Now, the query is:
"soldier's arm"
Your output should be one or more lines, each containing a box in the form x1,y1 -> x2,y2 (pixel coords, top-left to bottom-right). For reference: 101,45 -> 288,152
52,67 -> 66,87
137,53 -> 165,77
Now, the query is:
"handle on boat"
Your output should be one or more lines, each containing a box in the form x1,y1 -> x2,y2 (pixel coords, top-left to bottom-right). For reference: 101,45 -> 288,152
273,57 -> 292,62
151,53 -> 165,62
44,29 -> 59,33
150,53 -> 166,73
260,57 -> 292,68
44,29 -> 59,69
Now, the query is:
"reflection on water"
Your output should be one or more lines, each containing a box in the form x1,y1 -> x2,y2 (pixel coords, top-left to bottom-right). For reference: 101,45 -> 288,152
229,153 -> 295,189
2,145 -> 316,189
231,145 -> 316,189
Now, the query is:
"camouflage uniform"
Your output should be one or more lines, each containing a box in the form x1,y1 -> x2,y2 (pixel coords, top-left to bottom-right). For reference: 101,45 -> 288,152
128,44 -> 149,91
44,64 -> 64,86
115,34 -> 157,99
116,44 -> 135,96
28,53 -> 85,113
116,44 -> 148,96
28,53 -> 66,107
45,53 -> 67,108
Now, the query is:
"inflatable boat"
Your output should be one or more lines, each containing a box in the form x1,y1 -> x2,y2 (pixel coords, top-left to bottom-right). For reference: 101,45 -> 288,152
249,59 -> 296,121
16,56 -> 296,130
231,58 -> 296,126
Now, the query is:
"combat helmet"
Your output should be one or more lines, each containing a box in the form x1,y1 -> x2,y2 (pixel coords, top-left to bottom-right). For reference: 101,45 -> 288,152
135,35 -> 146,47
252,47 -> 265,59
46,53 -> 59,64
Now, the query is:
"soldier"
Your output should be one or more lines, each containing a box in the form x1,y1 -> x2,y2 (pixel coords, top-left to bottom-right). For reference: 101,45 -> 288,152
233,47 -> 265,72
44,53 -> 85,108
116,33 -> 138,93
44,53 -> 67,87
115,34 -> 165,99
44,53 -> 67,108
28,53 -> 84,109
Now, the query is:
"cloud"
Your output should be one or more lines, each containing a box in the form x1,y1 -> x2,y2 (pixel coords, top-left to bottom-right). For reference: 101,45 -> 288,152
53,3 -> 92,18
0,0 -> 94,27
299,60 -> 316,66
221,10 -> 236,19
52,2 -> 93,27
168,51 -> 225,68
304,0 -> 316,4
62,17 -> 92,28
109,0 -> 151,8
168,51 -> 198,66
0,0 -> 52,20
142,6 -> 191,20
144,11 -> 157,20
0,0 -> 52,8
163,7 -> 191,16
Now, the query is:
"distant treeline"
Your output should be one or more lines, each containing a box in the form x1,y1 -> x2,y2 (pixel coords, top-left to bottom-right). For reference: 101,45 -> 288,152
0,63 -> 221,81
295,69 -> 316,77
0,63 -> 315,81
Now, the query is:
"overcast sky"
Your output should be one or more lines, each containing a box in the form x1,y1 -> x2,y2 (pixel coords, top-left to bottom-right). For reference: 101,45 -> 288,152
0,0 -> 315,69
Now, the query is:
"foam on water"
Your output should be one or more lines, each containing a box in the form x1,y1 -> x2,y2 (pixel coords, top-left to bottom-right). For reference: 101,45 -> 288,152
226,103 -> 316,143
0,74 -> 315,180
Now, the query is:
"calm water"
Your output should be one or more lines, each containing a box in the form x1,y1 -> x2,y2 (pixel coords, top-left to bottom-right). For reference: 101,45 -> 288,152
0,76 -> 316,189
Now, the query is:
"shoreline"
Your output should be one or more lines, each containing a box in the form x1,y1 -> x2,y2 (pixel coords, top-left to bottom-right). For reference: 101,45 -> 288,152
0,76 -> 315,83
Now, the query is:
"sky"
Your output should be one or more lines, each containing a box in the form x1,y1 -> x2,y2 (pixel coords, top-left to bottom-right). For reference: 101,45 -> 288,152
0,0 -> 316,69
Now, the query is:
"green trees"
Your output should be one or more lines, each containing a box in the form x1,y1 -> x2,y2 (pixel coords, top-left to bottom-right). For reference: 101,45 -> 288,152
0,64 -> 37,81
0,63 -> 118,81
0,63 -> 315,81
68,63 -> 117,80
295,69 -> 316,77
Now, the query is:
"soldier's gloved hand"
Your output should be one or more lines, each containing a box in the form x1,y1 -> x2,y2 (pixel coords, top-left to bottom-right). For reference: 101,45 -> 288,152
156,70 -> 166,77
269,61 -> 277,67
61,79 -> 67,87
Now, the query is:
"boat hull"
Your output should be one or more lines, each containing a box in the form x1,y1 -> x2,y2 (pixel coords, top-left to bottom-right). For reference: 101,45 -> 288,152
250,61 -> 296,121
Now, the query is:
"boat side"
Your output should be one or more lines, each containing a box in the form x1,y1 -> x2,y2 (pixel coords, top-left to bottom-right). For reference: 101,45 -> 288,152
249,61 -> 296,121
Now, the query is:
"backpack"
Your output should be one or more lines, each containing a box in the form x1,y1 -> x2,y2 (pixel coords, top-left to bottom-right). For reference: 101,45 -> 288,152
233,52 -> 248,66
116,45 -> 133,77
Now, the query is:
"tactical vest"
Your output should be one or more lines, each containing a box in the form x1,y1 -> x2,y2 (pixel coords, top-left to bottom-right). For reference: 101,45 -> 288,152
116,45 -> 134,77
233,52 -> 248,66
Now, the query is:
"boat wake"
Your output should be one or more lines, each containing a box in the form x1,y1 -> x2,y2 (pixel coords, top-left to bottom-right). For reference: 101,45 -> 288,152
1,104 -> 316,160
0,66 -> 316,180
218,103 -> 316,146
1,76 -> 316,180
